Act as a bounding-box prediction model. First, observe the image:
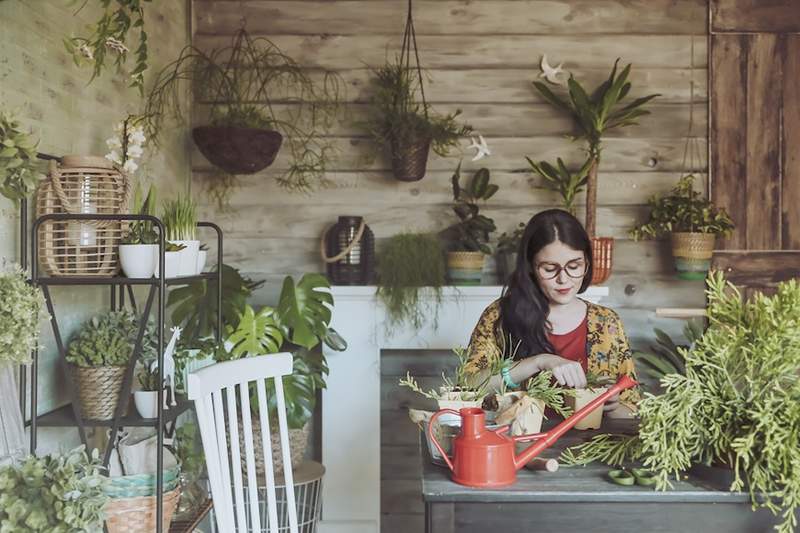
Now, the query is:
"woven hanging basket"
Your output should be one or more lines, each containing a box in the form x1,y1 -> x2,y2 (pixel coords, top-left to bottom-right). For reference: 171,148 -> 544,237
36,156 -> 130,277
391,137 -> 431,182
192,126 -> 283,174
69,364 -> 128,421
590,237 -> 614,285
671,232 -> 716,280
105,486 -> 181,533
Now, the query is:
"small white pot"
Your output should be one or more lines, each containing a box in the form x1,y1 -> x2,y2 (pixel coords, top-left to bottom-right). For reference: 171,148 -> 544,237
119,244 -> 157,278
195,250 -> 207,275
134,391 -> 160,419
155,251 -> 181,279
173,240 -> 200,277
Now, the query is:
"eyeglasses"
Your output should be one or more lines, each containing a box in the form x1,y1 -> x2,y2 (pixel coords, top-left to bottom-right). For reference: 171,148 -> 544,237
535,260 -> 587,280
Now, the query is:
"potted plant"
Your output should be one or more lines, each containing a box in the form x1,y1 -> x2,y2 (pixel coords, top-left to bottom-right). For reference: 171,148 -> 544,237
134,364 -> 161,419
532,59 -> 659,283
496,222 -> 526,285
376,232 -> 446,332
364,58 -> 472,182
162,196 -> 198,277
0,445 -> 109,531
630,174 -> 735,280
0,110 -> 42,203
564,371 -> 614,430
440,164 -> 498,285
560,273 -> 800,532
526,156 -> 592,217
143,29 -> 343,205
120,183 -> 158,278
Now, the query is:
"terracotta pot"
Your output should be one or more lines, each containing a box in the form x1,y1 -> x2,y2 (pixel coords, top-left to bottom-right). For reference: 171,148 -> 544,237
566,387 -> 607,430
192,126 -> 283,174
590,237 -> 614,285
446,251 -> 485,286
671,232 -> 716,280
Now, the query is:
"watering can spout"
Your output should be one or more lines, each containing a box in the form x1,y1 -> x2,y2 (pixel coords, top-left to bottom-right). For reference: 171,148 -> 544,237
513,375 -> 637,470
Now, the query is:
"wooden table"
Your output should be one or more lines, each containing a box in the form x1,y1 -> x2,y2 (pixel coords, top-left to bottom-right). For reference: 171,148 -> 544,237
421,419 -> 792,533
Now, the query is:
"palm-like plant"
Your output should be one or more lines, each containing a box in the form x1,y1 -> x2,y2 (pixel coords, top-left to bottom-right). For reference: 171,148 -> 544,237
526,156 -> 592,216
532,59 -> 659,236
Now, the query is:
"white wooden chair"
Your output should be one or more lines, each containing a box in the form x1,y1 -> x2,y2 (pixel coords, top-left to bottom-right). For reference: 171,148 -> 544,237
187,353 -> 299,533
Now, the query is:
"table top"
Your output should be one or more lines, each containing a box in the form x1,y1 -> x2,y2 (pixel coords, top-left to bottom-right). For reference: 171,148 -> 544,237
421,418 -> 751,504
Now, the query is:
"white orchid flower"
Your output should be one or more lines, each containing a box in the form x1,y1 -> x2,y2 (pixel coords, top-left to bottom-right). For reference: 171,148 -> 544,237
105,136 -> 122,150
105,150 -> 122,165
122,159 -> 138,174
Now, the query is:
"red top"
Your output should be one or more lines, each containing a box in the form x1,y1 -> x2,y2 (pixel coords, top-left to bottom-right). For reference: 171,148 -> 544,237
548,316 -> 589,371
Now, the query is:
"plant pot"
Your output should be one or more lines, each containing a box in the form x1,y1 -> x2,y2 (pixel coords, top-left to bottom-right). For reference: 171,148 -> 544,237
390,137 -> 431,182
234,416 -> 309,477
671,232 -> 716,280
155,251 -> 180,279
495,251 -> 517,285
446,251 -> 485,286
172,240 -> 200,277
119,244 -> 157,278
69,364 -> 128,421
566,387 -> 607,430
192,126 -> 283,174
195,250 -> 207,275
133,391 -> 160,419
590,237 -> 614,285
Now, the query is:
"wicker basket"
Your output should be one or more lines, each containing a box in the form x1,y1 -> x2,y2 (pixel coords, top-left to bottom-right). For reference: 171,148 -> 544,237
234,417 -> 310,478
671,232 -> 716,280
391,137 -> 431,182
590,237 -> 614,285
106,465 -> 182,499
69,364 -> 128,421
446,251 -> 485,286
105,486 -> 181,533
36,155 -> 130,277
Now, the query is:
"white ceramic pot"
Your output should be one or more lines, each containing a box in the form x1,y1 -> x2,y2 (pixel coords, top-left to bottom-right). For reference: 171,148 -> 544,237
134,391 -> 160,419
566,387 -> 607,430
119,244 -> 157,278
173,240 -> 200,277
155,251 -> 181,279
195,250 -> 207,275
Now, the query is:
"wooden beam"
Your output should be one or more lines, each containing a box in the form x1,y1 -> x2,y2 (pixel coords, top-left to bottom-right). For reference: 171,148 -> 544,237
711,0 -> 800,33
783,35 -> 800,249
712,250 -> 800,288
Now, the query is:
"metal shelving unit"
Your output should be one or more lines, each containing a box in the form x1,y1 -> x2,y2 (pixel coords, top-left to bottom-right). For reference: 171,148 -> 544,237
19,190 -> 222,533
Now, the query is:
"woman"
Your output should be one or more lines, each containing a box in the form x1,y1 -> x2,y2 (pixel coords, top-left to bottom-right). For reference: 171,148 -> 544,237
465,209 -> 641,416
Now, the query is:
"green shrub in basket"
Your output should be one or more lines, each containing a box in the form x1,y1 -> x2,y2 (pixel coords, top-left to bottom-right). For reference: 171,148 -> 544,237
66,311 -> 158,367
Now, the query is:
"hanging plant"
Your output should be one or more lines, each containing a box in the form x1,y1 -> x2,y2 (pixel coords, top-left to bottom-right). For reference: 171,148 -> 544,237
0,110 -> 43,203
143,28 -> 344,206
64,0 -> 151,95
0,265 -> 47,365
363,0 -> 472,182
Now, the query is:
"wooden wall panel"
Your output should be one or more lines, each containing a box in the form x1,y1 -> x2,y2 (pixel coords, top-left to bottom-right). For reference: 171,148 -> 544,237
782,35 -> 800,249
711,0 -> 800,33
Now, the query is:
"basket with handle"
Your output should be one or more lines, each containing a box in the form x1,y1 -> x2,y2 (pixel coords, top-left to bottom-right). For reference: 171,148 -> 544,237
36,155 -> 131,276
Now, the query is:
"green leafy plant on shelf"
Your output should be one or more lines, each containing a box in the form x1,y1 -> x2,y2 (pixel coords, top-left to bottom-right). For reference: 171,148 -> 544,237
559,272 -> 800,533
0,445 -> 108,532
526,156 -> 592,216
439,163 -> 498,254
136,363 -> 160,392
399,346 -> 491,404
122,182 -> 157,245
0,110 -> 42,203
0,265 -> 47,365
66,310 -> 158,367
64,0 -> 151,95
376,232 -> 446,332
161,196 -> 197,242
629,174 -> 735,240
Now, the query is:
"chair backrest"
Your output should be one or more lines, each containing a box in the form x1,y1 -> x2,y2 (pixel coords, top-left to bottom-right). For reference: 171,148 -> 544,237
187,353 -> 298,533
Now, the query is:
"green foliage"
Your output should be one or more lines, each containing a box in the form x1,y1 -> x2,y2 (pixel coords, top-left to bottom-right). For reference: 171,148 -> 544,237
168,264 -> 264,344
496,222 -> 526,256
0,445 -> 108,531
526,156 -> 592,215
0,265 -> 47,365
276,273 -> 338,351
64,0 -> 151,95
524,369 -> 575,418
123,182 -> 157,244
161,196 -> 197,241
226,305 -> 283,359
0,110 -> 42,203
376,232 -> 446,331
532,58 -> 659,154
441,164 -> 498,253
633,319 -> 704,382
174,422 -> 204,482
630,174 -> 735,239
66,311 -> 157,367
137,363 -> 160,391
363,58 -> 472,158
399,346 -> 490,402
143,28 -> 343,193
560,433 -> 642,467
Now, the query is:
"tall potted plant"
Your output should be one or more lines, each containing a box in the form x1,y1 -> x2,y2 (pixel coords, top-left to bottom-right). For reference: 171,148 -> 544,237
119,183 -> 158,278
440,164 -> 498,285
161,196 -> 198,277
630,174 -> 734,279
532,59 -> 659,283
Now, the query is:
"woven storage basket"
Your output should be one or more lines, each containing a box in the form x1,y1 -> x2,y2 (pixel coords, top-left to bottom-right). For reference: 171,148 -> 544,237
234,417 -> 310,477
446,251 -> 485,270
671,232 -> 716,259
391,137 -> 431,182
106,465 -> 181,498
69,364 -> 128,420
590,237 -> 614,285
105,486 -> 181,533
36,155 -> 131,277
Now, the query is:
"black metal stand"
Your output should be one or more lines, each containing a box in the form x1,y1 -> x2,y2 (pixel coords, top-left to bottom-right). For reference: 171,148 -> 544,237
23,210 -> 223,533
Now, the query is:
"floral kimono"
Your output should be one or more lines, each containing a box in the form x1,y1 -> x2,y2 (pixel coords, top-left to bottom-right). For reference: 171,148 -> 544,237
464,299 -> 642,411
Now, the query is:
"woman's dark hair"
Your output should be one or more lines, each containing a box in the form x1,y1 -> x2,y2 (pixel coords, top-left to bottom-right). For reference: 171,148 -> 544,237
499,209 -> 593,359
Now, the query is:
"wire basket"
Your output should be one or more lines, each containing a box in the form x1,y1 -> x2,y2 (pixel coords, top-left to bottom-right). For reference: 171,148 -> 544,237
36,155 -> 131,276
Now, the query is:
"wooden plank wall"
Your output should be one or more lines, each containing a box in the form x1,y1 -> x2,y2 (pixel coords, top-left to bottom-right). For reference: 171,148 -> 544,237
191,3 -> 708,531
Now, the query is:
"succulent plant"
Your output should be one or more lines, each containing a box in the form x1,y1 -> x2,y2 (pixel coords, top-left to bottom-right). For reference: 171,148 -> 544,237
0,110 -> 43,203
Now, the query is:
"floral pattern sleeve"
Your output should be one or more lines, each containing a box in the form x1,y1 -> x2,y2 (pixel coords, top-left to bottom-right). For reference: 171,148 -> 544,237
463,300 -> 503,376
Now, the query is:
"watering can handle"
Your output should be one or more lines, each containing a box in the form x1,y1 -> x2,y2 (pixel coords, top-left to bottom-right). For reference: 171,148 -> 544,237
427,409 -> 460,472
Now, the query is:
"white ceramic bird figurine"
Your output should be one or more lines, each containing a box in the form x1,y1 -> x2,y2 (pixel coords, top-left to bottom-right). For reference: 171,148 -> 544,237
539,54 -> 565,85
467,134 -> 491,161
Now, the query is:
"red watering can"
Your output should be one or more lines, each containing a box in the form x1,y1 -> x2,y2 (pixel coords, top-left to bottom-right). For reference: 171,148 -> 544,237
428,375 -> 637,487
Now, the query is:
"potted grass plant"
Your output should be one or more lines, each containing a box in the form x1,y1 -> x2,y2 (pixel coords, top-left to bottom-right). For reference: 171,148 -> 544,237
440,164 -> 498,285
120,183 -> 158,278
162,196 -> 198,277
630,174 -> 734,280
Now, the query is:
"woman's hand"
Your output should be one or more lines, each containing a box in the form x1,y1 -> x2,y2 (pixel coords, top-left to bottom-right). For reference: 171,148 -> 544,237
534,354 -> 587,388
